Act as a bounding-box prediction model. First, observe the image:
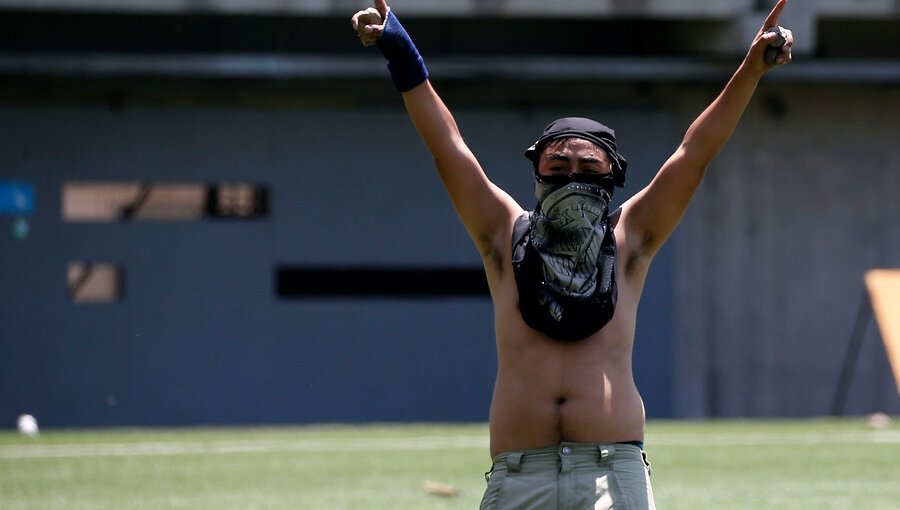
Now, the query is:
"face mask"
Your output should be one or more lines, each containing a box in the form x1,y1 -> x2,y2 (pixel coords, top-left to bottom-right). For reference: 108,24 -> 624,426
531,180 -> 612,300
511,176 -> 619,341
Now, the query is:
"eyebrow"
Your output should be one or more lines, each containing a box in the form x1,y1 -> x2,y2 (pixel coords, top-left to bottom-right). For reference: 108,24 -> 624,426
548,153 -> 604,164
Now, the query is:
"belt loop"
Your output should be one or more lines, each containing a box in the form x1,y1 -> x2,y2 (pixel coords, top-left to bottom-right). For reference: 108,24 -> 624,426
507,452 -> 524,473
598,444 -> 615,460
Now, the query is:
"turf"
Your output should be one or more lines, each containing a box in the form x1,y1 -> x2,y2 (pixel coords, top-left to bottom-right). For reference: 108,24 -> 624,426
1,419 -> 898,509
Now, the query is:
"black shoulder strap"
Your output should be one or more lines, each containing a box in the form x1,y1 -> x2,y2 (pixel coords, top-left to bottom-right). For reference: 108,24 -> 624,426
511,212 -> 532,264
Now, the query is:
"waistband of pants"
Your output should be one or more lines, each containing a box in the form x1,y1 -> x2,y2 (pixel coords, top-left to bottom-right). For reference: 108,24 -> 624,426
490,442 -> 645,474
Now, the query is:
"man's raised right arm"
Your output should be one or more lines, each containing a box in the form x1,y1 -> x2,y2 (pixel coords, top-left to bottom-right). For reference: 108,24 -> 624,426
352,0 -> 522,258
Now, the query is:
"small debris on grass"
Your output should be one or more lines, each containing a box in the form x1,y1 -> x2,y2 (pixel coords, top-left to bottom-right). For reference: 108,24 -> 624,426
866,412 -> 892,430
423,481 -> 461,498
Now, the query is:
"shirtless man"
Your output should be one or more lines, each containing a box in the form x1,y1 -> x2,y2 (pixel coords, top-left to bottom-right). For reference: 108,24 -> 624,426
352,1 -> 793,508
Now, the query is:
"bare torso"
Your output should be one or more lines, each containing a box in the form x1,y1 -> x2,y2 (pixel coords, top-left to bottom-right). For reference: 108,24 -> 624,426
484,212 -> 650,457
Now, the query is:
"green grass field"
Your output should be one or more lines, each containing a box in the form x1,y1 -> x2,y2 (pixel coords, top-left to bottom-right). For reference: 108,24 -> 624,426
2,419 -> 898,509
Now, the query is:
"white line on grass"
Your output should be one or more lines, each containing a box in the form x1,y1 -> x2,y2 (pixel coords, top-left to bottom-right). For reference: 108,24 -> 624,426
0,435 -> 490,460
651,430 -> 900,447
2,430 -> 898,460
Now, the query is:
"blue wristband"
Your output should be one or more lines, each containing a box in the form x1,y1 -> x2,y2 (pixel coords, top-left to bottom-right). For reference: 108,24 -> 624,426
375,11 -> 429,92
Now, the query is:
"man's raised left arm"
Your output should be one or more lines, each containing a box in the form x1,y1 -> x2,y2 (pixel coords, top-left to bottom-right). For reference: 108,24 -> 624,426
621,0 -> 793,260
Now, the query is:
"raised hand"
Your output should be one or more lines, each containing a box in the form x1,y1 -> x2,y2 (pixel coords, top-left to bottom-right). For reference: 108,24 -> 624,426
351,0 -> 390,47
745,0 -> 794,73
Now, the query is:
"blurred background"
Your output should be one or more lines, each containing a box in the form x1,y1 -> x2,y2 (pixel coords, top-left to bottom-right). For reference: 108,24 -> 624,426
1,0 -> 898,428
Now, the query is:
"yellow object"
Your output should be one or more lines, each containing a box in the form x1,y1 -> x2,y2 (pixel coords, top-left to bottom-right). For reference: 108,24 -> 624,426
865,269 -> 900,396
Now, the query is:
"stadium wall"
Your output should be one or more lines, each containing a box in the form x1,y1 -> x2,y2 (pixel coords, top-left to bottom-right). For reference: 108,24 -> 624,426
672,83 -> 900,418
0,98 -> 677,427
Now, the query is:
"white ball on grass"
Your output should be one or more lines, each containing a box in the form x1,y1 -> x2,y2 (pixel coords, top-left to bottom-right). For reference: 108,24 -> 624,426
17,414 -> 39,437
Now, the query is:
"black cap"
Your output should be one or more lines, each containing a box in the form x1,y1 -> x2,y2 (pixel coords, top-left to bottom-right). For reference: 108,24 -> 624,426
524,117 -> 627,187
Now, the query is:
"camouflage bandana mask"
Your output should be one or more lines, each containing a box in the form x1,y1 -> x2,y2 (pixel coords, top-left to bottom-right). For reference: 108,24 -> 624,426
511,175 -> 619,341
531,180 -> 613,308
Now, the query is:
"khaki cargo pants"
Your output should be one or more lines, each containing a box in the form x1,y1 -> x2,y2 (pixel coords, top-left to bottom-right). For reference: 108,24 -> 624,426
480,443 -> 655,510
